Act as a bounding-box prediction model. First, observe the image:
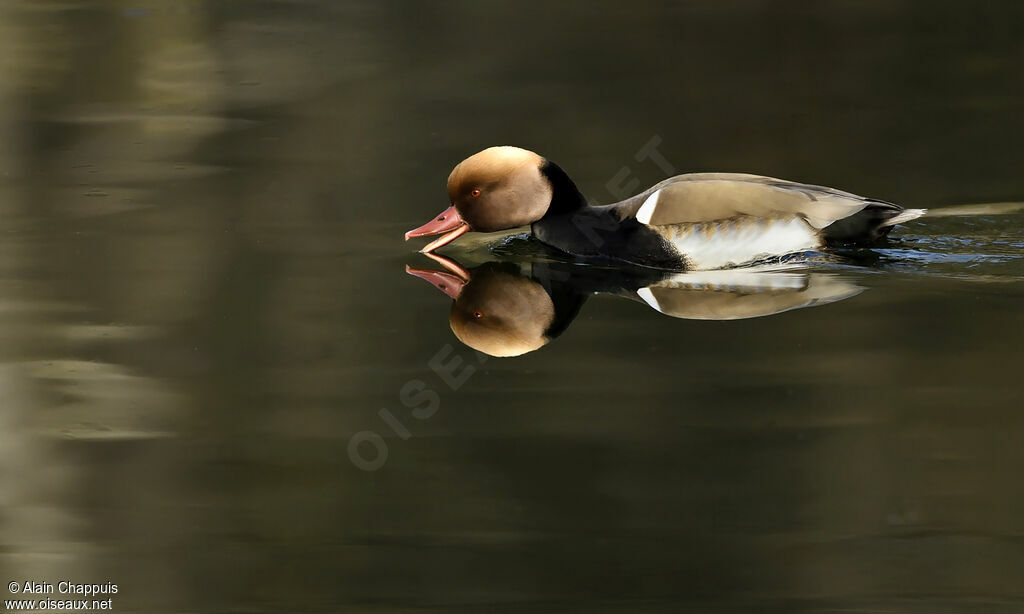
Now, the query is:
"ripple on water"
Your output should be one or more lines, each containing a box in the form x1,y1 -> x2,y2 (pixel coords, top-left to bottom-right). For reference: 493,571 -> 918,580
870,220 -> 1024,280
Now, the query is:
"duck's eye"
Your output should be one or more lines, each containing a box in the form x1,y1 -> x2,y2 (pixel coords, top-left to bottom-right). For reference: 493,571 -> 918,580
438,215 -> 446,221
473,311 -> 483,318
470,189 -> 481,198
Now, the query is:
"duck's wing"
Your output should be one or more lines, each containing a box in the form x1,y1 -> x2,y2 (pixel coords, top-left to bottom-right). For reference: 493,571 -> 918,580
635,269 -> 863,320
631,173 -> 889,229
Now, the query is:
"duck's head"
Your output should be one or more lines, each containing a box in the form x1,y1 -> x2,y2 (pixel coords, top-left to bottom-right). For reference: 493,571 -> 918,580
405,254 -> 556,357
405,146 -> 554,252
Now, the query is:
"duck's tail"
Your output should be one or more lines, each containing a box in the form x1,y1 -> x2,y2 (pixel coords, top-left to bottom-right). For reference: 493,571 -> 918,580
824,201 -> 1023,245
879,208 -> 928,227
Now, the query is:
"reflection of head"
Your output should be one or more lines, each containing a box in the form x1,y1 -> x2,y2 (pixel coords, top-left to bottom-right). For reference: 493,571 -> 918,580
409,254 -> 862,358
450,268 -> 555,357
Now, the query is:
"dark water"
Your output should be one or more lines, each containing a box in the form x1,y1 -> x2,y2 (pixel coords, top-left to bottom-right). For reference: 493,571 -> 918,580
1,2 -> 1023,612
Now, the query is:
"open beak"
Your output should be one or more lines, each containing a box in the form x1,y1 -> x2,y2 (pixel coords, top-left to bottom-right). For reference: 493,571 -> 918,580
405,252 -> 471,299
405,206 -> 470,252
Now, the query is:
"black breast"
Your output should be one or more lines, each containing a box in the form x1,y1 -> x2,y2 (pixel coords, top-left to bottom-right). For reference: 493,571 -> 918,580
534,160 -> 686,270
531,207 -> 686,270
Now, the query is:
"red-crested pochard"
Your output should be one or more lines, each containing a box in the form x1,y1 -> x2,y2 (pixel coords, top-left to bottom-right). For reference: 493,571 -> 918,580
407,253 -> 862,357
405,146 -> 926,270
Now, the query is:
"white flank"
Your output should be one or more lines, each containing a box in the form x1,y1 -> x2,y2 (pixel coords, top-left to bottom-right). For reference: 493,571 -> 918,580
635,189 -> 661,224
638,268 -> 807,313
657,269 -> 809,291
637,271 -> 863,320
663,217 -> 821,270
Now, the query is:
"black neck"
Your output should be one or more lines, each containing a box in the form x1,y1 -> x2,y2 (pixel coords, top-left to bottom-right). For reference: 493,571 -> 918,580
530,262 -> 587,340
539,160 -> 587,216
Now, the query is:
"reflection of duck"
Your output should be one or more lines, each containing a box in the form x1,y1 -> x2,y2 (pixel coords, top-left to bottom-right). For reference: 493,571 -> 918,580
407,254 -> 862,357
406,147 -> 926,269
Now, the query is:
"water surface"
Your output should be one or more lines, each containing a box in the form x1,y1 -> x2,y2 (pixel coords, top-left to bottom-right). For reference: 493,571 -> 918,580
1,2 -> 1022,612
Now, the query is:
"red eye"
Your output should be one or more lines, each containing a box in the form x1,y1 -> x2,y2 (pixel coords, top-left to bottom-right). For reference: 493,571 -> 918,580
438,215 -> 446,221
470,189 -> 481,198
473,311 -> 483,318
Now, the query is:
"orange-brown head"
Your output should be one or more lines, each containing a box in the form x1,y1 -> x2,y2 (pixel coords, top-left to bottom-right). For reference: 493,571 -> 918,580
405,146 -> 554,252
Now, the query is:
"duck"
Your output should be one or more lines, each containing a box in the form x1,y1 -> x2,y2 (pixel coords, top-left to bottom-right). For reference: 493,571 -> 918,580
405,146 -> 927,270
406,253 -> 862,357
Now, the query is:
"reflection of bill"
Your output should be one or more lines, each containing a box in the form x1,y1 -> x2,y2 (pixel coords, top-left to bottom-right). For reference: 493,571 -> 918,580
408,253 -> 862,358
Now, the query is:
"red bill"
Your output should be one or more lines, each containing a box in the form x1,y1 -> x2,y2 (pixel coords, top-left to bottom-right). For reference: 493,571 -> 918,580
404,206 -> 469,252
405,253 -> 471,299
